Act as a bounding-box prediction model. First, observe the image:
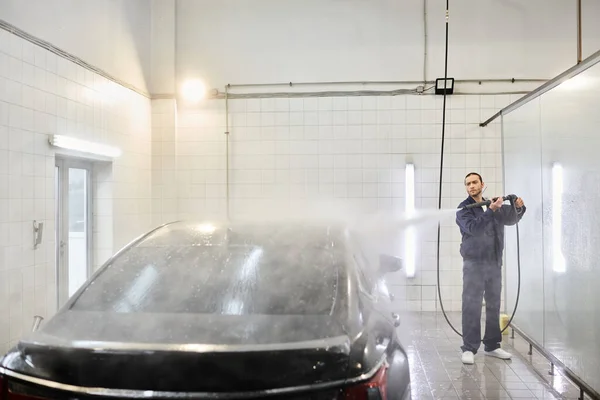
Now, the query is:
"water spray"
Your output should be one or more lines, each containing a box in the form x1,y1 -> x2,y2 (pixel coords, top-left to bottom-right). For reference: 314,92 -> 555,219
436,0 -> 523,339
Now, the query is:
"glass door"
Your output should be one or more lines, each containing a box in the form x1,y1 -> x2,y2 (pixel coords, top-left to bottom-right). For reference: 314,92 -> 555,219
55,158 -> 93,308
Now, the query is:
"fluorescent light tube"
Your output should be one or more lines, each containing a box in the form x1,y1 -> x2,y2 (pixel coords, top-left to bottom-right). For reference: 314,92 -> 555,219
49,135 -> 122,158
405,163 -> 415,278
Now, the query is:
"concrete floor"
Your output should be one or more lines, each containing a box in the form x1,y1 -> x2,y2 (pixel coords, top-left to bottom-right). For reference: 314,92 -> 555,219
398,312 -> 594,399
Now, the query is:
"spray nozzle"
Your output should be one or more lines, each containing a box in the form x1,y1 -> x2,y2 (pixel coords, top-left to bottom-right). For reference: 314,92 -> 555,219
462,194 -> 518,210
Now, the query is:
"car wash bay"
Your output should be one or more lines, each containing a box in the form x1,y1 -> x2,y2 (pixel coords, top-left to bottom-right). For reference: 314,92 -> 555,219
1,1 -> 600,399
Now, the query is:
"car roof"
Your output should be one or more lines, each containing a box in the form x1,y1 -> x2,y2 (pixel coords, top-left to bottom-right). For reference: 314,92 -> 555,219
136,220 -> 352,248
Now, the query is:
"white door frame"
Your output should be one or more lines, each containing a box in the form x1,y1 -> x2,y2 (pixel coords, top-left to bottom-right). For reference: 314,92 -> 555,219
55,157 -> 94,309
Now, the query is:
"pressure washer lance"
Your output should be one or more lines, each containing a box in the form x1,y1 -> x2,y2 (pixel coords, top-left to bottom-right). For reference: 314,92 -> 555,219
461,194 -> 518,210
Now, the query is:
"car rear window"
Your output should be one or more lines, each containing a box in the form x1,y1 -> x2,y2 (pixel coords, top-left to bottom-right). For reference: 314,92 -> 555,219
70,225 -> 343,316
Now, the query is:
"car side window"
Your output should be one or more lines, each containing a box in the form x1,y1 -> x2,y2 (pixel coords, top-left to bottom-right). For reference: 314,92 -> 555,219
353,252 -> 375,294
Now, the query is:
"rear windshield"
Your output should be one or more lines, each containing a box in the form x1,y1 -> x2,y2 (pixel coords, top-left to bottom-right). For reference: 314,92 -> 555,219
71,227 -> 342,316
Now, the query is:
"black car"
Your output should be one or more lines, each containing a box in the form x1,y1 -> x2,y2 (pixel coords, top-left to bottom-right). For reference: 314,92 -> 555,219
0,221 -> 411,399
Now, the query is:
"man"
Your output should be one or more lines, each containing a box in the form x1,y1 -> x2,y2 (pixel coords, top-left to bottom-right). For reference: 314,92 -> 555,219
456,172 -> 526,365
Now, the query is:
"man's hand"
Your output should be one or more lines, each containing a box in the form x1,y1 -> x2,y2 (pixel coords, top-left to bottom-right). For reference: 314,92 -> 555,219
515,197 -> 524,209
489,196 -> 503,212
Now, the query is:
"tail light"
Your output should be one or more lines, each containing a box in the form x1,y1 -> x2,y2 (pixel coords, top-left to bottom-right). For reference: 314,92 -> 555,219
0,376 -> 48,400
0,374 -> 5,400
340,365 -> 388,400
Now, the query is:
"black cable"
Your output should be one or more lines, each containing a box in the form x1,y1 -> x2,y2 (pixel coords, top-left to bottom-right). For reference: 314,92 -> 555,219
436,0 -> 459,336
508,206 -> 522,333
435,0 -> 521,338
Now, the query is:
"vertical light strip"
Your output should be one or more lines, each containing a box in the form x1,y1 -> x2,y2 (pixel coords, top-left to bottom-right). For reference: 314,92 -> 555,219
552,162 -> 566,273
405,163 -> 416,278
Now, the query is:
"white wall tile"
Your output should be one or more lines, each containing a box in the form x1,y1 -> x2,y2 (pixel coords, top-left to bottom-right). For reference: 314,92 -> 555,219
0,32 -> 151,351
155,95 -> 503,311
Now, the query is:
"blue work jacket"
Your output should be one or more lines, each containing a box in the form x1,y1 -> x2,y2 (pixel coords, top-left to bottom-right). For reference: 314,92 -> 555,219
456,196 -> 526,264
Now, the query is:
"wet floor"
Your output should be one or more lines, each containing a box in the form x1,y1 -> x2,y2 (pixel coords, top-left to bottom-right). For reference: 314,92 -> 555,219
398,312 -> 593,399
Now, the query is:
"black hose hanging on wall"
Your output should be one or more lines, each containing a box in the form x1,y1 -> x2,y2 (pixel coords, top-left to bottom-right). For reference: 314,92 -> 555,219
435,0 -> 462,337
435,0 -> 522,338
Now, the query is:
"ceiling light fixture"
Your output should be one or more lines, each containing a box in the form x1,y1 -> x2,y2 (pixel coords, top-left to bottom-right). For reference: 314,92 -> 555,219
181,79 -> 207,103
435,77 -> 455,95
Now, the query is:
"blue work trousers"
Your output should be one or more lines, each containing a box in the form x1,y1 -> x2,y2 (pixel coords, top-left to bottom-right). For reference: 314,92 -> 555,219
461,259 -> 502,354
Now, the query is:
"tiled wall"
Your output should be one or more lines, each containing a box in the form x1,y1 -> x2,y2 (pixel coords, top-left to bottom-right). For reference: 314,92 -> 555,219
0,29 -> 152,354
151,99 -> 178,226
169,95 -> 511,312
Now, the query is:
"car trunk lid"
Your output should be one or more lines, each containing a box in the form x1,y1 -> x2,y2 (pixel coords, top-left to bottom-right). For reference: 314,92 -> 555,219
2,312 -> 352,393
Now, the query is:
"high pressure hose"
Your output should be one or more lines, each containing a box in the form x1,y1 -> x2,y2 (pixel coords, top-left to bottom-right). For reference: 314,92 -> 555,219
435,0 -> 522,338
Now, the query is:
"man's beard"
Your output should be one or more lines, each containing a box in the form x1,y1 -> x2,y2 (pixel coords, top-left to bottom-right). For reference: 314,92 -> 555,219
470,189 -> 482,198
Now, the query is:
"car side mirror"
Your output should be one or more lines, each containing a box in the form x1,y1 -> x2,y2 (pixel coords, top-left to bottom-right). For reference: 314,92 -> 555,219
379,254 -> 402,274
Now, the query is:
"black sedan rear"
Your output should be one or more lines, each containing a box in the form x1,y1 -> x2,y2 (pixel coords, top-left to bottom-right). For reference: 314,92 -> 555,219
0,221 -> 411,399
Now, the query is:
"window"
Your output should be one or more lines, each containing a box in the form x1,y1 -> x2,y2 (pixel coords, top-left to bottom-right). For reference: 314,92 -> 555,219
353,251 -> 375,294
55,158 -> 93,308
71,243 -> 341,316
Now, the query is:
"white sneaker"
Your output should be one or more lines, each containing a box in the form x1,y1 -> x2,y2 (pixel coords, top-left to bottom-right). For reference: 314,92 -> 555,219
485,348 -> 512,360
461,351 -> 475,364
